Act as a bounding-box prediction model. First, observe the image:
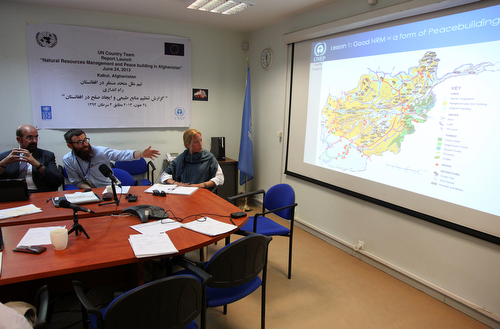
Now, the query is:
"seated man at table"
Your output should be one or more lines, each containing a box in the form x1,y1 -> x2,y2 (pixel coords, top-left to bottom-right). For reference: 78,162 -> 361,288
62,129 -> 160,189
160,128 -> 224,190
0,124 -> 63,192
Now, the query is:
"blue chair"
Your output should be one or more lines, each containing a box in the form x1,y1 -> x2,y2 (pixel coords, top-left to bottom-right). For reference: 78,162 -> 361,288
111,168 -> 136,186
174,233 -> 272,329
228,184 -> 298,279
73,275 -> 206,329
114,158 -> 156,185
58,165 -> 78,190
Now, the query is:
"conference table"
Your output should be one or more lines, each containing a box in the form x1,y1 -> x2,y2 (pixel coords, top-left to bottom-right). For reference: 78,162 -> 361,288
0,186 -> 247,302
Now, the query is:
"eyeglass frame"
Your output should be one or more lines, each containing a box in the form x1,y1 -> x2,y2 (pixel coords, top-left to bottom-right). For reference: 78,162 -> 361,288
22,135 -> 39,141
70,137 -> 90,145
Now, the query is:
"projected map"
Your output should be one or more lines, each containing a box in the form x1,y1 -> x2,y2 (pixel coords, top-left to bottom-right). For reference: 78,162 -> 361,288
317,51 -> 495,172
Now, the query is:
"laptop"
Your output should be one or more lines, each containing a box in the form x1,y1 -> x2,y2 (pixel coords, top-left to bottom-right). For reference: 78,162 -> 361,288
0,179 -> 30,202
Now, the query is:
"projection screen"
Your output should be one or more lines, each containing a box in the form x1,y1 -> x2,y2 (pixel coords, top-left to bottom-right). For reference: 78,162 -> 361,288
285,1 -> 500,244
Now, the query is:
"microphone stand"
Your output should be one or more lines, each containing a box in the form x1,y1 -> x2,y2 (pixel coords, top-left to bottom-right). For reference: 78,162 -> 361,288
68,209 -> 90,239
98,180 -> 120,206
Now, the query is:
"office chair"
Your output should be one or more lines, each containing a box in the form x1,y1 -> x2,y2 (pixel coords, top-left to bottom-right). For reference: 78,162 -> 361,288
34,285 -> 49,329
114,158 -> 156,185
73,275 -> 206,329
58,165 -> 78,190
228,183 -> 298,279
111,168 -> 136,186
174,233 -> 272,329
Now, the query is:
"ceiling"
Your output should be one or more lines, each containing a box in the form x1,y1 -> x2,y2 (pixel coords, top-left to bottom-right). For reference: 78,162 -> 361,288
7,0 -> 342,33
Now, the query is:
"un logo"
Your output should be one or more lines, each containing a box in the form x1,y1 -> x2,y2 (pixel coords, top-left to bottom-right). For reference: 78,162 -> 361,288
175,107 -> 185,116
314,42 -> 327,57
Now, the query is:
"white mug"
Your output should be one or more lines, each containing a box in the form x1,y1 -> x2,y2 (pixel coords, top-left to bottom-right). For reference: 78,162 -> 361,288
50,228 -> 68,250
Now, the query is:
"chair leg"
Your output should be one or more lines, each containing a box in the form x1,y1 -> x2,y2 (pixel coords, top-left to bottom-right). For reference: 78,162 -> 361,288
288,235 -> 293,279
223,304 -> 228,315
261,264 -> 267,329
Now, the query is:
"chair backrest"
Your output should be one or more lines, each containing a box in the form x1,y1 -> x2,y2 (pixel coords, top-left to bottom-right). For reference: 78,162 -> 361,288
59,165 -> 79,190
112,168 -> 136,186
34,285 -> 49,329
104,275 -> 202,329
114,158 -> 147,175
264,184 -> 295,220
206,234 -> 272,288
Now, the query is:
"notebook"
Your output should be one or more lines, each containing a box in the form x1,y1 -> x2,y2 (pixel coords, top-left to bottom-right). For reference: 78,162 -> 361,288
0,179 -> 30,202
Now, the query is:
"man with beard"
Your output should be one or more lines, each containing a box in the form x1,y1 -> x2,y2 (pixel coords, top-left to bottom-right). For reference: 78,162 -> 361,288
62,129 -> 160,189
0,124 -> 63,192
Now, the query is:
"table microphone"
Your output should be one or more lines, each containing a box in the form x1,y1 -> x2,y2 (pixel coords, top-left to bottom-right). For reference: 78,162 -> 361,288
59,199 -> 95,213
98,164 -> 122,188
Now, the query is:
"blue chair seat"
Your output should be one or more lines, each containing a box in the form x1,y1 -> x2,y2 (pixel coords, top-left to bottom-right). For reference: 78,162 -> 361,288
240,216 -> 290,236
176,269 -> 262,308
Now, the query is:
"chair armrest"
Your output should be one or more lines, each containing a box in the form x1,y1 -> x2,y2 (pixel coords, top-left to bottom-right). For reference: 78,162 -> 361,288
147,161 -> 156,183
227,189 -> 265,203
255,202 -> 298,218
234,229 -> 256,236
172,256 -> 212,287
72,280 -> 103,321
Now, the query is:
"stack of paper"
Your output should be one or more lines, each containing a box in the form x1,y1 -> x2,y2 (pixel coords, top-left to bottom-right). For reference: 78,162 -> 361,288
130,220 -> 181,234
65,191 -> 100,204
0,204 -> 42,219
181,217 -> 237,236
128,233 -> 178,258
17,226 -> 66,246
144,184 -> 198,196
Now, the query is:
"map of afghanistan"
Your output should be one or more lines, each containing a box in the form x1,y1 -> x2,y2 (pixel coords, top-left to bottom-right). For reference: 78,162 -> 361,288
319,51 -> 495,172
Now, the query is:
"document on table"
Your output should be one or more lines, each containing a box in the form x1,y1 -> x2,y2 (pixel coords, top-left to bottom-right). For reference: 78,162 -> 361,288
144,183 -> 198,195
130,219 -> 181,234
128,233 -> 178,258
16,226 -> 66,247
64,191 -> 101,204
0,204 -> 42,220
181,217 -> 237,236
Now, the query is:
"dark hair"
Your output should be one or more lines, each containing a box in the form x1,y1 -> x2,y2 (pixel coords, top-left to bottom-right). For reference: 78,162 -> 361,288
64,129 -> 86,143
15,127 -> 23,138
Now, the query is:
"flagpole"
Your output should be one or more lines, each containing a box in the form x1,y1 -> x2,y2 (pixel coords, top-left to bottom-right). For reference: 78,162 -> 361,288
240,174 -> 252,212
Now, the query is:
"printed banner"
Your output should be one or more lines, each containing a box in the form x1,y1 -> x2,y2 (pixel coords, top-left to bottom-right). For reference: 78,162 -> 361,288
26,23 -> 191,129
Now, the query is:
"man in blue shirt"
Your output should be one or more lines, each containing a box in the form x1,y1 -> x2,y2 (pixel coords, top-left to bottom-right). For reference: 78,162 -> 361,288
62,129 -> 160,189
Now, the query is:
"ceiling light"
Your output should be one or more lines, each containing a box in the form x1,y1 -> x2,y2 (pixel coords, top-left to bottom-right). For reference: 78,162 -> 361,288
186,0 -> 256,15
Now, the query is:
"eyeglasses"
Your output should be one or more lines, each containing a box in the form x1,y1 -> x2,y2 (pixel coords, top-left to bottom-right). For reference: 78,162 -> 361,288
23,135 -> 39,141
71,137 -> 90,145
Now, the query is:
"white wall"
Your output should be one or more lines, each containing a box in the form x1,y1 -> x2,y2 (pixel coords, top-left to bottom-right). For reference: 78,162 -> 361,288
0,2 -> 248,179
247,0 -> 500,327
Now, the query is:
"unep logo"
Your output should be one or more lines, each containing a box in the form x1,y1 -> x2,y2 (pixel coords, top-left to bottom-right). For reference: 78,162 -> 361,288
175,107 -> 185,116
314,42 -> 327,57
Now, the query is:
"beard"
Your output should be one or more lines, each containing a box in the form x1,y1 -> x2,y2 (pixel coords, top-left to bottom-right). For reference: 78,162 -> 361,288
25,142 -> 37,153
73,144 -> 92,161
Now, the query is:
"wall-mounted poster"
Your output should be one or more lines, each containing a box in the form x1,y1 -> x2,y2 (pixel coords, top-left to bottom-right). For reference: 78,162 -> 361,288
26,23 -> 191,129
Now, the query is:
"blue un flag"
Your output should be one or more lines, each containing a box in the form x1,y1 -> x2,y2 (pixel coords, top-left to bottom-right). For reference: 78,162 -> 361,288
238,66 -> 253,185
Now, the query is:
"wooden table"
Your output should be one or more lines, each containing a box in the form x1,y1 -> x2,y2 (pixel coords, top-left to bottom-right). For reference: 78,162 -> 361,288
0,187 -> 247,301
0,186 -> 155,227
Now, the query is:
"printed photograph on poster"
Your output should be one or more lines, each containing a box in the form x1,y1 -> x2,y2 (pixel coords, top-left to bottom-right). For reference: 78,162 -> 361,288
192,89 -> 208,101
